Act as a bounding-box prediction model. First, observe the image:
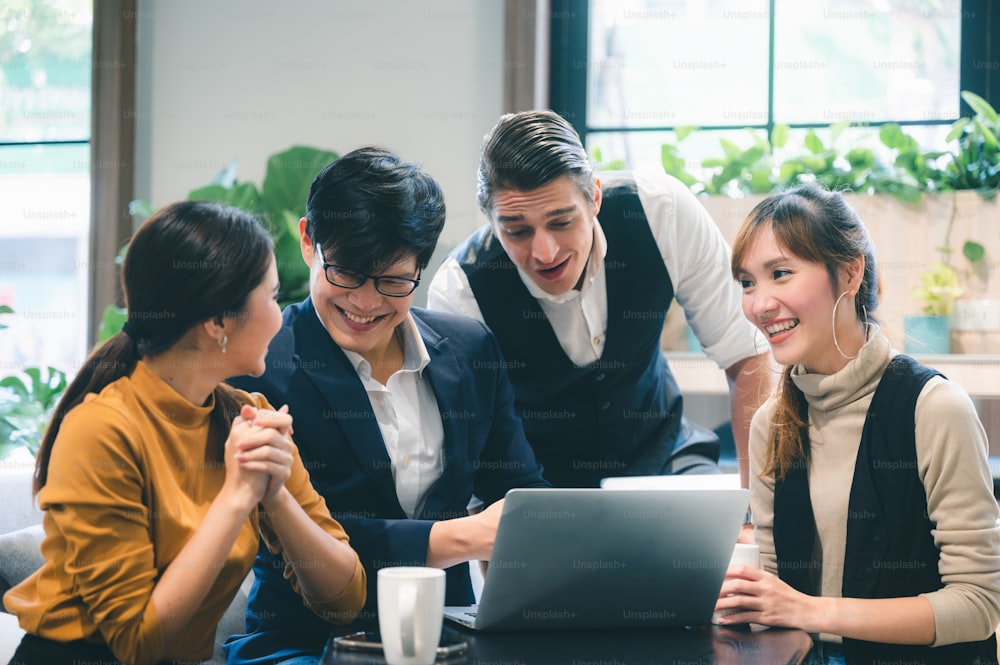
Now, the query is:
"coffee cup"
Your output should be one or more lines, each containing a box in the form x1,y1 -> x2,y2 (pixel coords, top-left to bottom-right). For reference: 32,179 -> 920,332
729,542 -> 761,568
712,543 -> 761,625
377,567 -> 446,665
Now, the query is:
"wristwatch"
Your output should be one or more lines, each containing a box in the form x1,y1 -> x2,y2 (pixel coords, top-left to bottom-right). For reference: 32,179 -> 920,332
743,507 -> 753,525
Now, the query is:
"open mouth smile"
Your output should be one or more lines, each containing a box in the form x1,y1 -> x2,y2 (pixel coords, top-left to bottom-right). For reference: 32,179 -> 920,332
338,306 -> 387,327
764,319 -> 799,337
536,257 -> 570,280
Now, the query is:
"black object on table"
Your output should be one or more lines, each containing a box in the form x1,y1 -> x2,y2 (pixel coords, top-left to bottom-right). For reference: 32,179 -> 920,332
321,624 -> 814,665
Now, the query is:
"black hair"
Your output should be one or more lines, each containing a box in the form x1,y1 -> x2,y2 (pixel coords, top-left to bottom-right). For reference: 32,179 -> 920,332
304,146 -> 446,274
477,110 -> 595,215
34,201 -> 273,493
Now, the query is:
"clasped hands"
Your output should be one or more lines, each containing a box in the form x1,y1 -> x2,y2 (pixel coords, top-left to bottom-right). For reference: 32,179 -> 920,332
224,404 -> 296,509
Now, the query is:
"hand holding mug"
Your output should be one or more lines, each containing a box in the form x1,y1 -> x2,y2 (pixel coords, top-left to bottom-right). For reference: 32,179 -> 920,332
713,543 -> 763,626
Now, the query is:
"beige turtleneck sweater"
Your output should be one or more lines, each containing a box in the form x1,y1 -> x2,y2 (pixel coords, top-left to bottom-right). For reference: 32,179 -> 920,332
750,328 -> 1000,646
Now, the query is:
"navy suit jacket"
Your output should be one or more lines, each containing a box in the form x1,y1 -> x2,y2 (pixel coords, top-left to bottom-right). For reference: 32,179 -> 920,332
224,299 -> 548,663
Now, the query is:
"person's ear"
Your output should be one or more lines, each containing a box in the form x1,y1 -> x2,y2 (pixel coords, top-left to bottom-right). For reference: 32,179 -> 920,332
299,217 -> 314,266
201,316 -> 226,346
842,255 -> 865,294
591,177 -> 602,217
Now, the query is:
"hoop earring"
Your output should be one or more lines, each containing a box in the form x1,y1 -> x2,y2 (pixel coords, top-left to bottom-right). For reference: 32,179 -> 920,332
832,291 -> 858,360
219,334 -> 228,355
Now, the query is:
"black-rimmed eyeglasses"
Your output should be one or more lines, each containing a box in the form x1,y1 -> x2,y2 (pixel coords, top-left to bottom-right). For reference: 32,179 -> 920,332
321,262 -> 421,297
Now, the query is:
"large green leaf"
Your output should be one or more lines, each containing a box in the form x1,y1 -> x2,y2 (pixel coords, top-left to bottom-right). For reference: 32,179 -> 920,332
675,125 -> 698,141
98,304 -> 128,343
271,210 -> 310,305
0,366 -> 67,455
946,117 -> 970,143
879,124 -> 907,150
261,146 -> 340,219
845,148 -> 875,169
0,376 -> 29,400
962,91 -> 999,125
972,118 -> 999,151
803,131 -> 825,154
963,240 -> 986,264
188,182 -> 262,213
719,139 -> 742,160
770,124 -> 789,149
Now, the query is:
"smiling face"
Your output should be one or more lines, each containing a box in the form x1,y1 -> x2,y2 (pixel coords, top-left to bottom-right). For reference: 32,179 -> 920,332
300,221 -> 414,363
224,256 -> 282,377
489,175 -> 600,296
735,224 -> 864,375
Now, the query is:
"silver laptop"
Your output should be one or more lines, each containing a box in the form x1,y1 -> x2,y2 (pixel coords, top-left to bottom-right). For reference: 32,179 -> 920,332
444,487 -> 749,631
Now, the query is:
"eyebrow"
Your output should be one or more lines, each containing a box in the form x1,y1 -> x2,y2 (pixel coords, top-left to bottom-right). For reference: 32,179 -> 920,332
497,205 -> 578,224
762,256 -> 792,270
735,255 -> 792,276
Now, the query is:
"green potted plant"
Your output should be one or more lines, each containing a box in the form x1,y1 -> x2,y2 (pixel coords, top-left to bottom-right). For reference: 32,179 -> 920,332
0,307 -> 68,462
905,261 -> 963,354
951,240 -> 1000,354
100,145 -> 340,341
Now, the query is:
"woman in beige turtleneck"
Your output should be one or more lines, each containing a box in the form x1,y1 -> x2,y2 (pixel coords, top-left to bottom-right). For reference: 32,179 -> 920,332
715,184 -> 1000,665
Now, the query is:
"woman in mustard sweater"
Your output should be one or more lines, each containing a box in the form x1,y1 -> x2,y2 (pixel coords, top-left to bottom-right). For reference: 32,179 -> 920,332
4,201 -> 366,665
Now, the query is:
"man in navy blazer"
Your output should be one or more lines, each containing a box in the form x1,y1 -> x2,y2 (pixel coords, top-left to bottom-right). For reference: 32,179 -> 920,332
224,147 -> 548,665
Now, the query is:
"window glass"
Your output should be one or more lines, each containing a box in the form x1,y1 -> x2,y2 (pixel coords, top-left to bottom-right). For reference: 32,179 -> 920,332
773,0 -> 961,124
584,0 -> 962,166
0,0 -> 92,141
0,144 -> 90,373
0,0 -> 92,374
588,0 -> 770,128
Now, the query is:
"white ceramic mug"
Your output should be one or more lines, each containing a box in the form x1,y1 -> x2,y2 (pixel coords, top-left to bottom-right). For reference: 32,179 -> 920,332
729,542 -> 761,569
377,566 -> 446,665
712,543 -> 761,625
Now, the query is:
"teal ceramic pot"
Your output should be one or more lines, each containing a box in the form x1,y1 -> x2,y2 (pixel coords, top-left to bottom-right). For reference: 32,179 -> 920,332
903,314 -> 950,354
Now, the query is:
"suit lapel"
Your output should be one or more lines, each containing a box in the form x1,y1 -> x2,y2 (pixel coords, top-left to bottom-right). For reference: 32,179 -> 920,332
412,312 -> 467,518
295,299 -> 403,514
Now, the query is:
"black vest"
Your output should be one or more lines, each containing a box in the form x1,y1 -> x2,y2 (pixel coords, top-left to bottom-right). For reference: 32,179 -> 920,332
774,355 -> 998,665
454,174 -> 700,487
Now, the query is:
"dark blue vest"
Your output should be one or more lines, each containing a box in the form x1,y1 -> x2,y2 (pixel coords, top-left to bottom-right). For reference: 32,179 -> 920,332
454,173 -> 709,487
773,355 -> 998,665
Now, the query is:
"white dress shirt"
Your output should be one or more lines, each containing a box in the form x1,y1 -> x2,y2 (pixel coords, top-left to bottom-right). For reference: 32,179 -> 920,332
337,314 -> 445,519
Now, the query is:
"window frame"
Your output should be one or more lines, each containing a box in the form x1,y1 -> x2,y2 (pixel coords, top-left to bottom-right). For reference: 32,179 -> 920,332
549,0 -> 999,146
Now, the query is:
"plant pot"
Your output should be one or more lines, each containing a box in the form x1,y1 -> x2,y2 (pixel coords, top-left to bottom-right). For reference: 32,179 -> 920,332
903,314 -> 951,354
950,300 -> 1000,354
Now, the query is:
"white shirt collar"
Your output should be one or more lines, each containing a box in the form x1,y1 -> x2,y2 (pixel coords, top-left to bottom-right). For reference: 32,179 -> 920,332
339,314 -> 431,381
516,220 -> 608,304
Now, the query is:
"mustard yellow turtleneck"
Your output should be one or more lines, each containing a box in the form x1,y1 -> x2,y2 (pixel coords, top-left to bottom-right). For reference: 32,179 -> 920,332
4,361 -> 365,665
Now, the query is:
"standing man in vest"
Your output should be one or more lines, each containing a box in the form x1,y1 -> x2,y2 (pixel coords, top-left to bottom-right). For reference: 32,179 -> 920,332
428,110 -> 770,489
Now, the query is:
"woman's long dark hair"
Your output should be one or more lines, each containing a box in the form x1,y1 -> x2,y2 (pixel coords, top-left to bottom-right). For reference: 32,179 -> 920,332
730,184 -> 879,480
33,201 -> 273,493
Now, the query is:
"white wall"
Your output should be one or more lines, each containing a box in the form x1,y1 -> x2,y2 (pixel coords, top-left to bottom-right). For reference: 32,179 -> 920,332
134,0 -> 504,281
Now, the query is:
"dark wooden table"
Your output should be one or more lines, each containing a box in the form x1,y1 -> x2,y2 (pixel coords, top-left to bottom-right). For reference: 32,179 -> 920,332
321,624 -> 815,665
